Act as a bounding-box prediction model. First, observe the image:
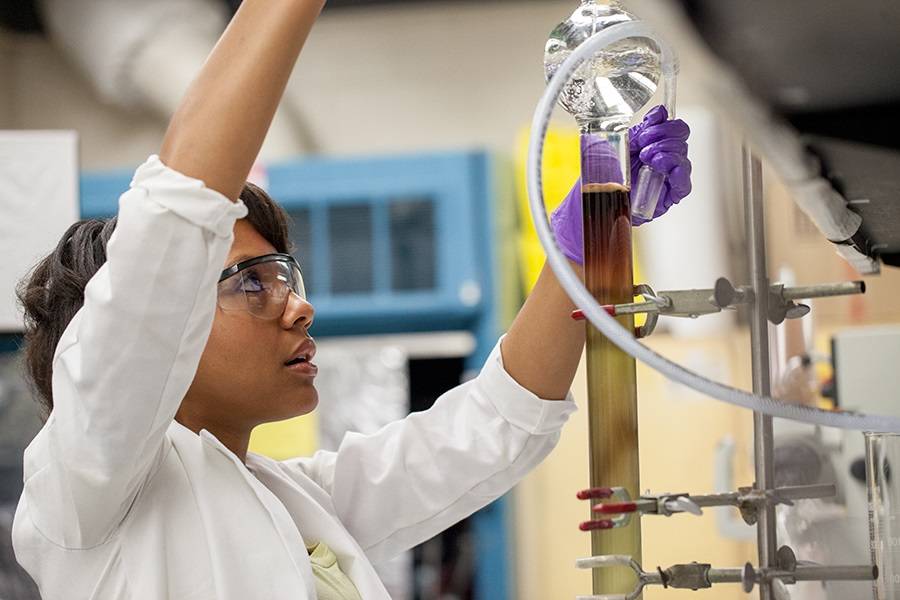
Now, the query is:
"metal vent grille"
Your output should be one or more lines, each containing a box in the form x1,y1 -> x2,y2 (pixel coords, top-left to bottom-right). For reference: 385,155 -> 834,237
390,199 -> 436,291
288,198 -> 438,297
329,204 -> 374,294
288,207 -> 314,294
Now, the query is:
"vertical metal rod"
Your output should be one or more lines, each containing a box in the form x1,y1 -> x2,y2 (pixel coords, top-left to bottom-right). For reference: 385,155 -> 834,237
583,130 -> 641,597
743,146 -> 777,600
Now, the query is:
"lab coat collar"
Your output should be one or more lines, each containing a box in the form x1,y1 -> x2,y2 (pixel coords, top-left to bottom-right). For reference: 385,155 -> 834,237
245,452 -> 393,599
169,421 -> 391,599
169,420 -> 238,460
169,421 -> 318,599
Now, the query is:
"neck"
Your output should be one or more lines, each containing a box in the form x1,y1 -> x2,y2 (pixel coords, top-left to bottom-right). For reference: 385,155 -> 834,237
175,411 -> 252,463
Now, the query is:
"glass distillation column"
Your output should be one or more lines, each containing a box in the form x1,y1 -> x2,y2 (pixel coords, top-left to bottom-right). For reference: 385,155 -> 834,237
545,1 -> 663,597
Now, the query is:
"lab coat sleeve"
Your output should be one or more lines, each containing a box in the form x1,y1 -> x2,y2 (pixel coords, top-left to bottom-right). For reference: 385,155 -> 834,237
19,155 -> 247,549
285,338 -> 577,564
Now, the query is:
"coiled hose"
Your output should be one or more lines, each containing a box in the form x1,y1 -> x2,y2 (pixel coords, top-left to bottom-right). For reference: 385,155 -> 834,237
527,21 -> 900,433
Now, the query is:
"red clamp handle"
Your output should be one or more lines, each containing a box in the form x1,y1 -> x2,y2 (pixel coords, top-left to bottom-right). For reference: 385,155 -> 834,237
576,487 -> 615,500
592,501 -> 638,515
579,519 -> 616,531
571,306 -> 616,321
572,310 -> 643,337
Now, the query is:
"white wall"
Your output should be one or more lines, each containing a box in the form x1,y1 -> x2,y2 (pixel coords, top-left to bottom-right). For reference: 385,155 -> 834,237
0,131 -> 79,332
1,28 -> 166,169
289,1 -> 575,157
0,0 -> 713,169
0,2 -> 560,167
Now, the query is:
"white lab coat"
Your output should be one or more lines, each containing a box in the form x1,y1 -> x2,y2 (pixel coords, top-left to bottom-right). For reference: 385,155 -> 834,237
12,156 -> 577,599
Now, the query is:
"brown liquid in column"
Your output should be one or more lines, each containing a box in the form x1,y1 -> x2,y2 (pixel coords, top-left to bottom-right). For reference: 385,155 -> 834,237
582,182 -> 641,596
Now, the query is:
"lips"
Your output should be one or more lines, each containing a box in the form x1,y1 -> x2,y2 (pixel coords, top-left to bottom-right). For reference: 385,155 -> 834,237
285,359 -> 318,377
284,338 -> 317,372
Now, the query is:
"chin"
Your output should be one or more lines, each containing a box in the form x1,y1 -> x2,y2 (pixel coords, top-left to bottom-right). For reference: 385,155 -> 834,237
288,387 -> 319,417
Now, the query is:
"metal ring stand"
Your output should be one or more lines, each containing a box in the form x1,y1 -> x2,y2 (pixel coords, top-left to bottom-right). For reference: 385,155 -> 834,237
573,148 -> 876,598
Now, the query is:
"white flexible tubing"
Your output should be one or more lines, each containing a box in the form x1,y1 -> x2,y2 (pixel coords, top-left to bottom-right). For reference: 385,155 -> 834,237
527,21 -> 900,433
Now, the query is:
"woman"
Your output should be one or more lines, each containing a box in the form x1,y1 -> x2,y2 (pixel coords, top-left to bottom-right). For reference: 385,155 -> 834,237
11,1 -> 691,598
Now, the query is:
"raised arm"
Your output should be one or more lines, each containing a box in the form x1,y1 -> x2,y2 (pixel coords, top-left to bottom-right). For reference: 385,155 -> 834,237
18,0 -> 325,551
501,261 -> 585,400
160,0 -> 325,198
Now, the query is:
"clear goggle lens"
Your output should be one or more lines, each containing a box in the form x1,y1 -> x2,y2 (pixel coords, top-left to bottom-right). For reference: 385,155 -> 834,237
217,258 -> 306,319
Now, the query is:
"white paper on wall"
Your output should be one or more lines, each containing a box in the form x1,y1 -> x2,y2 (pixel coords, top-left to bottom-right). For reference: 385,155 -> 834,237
0,131 -> 79,333
634,106 -> 734,338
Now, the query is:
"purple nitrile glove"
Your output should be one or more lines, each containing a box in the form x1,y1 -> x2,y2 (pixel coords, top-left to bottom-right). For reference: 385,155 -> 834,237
629,106 -> 692,224
549,105 -> 692,264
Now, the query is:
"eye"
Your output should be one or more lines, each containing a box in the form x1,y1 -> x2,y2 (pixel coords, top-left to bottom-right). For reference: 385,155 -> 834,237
241,269 -> 266,293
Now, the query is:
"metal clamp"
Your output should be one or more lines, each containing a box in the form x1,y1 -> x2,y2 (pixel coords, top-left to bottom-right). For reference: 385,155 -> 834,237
575,555 -> 654,600
656,494 -> 703,517
589,492 -> 702,520
577,487 -> 635,531
572,278 -> 865,327
570,283 -> 666,338
575,555 -> 725,599
633,283 -> 661,338
739,546 -> 877,594
734,484 -> 836,525
575,549 -> 875,599
579,484 -> 835,527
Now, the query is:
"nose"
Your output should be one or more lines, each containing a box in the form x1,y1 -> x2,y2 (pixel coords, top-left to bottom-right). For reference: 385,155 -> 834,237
280,291 -> 315,331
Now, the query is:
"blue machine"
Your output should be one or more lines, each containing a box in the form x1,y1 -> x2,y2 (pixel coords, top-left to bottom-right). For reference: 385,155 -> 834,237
80,150 -> 515,599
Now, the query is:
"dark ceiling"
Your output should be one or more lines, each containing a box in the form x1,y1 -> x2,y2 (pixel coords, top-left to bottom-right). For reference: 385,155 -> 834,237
676,0 -> 900,267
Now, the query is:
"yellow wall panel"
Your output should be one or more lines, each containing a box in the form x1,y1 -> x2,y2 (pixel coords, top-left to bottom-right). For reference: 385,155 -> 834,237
249,413 -> 318,461
513,125 -> 646,296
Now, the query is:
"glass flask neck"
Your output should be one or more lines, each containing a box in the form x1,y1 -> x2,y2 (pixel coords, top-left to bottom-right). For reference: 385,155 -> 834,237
580,125 -> 631,189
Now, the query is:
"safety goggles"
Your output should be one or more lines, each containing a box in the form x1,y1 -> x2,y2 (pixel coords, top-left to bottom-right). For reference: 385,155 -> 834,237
217,253 -> 307,320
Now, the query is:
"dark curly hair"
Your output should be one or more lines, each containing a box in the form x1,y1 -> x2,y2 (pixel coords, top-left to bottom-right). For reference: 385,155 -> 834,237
16,182 -> 291,419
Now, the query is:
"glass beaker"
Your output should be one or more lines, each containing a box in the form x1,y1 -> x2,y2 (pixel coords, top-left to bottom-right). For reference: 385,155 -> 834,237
867,432 -> 900,599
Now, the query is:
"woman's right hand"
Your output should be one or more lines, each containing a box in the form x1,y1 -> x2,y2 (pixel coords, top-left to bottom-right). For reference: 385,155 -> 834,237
160,0 -> 326,200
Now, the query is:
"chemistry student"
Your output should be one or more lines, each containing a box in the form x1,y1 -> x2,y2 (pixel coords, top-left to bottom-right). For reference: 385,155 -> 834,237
11,0 -> 691,598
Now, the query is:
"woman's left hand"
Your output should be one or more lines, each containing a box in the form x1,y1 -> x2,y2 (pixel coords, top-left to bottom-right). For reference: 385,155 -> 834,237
629,105 -> 692,224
